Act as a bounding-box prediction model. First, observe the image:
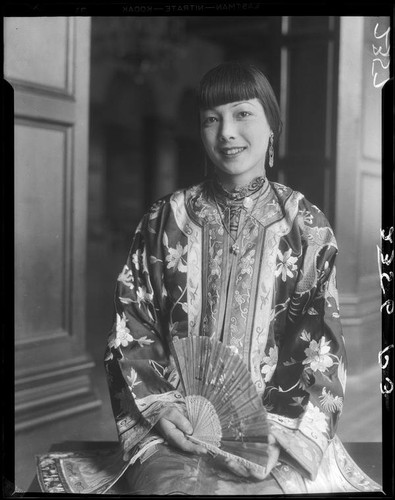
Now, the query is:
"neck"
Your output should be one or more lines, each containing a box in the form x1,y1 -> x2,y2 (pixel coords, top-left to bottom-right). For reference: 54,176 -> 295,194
215,171 -> 266,191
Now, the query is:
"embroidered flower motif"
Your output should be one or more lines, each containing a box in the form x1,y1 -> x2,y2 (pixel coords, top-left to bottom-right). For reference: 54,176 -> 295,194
119,297 -> 132,305
305,402 -> 328,434
166,242 -> 187,272
132,251 -> 141,271
274,248 -> 298,282
149,199 -> 165,220
302,337 -> 334,373
274,184 -> 288,194
319,387 -> 344,413
299,209 -> 314,225
228,344 -> 241,357
209,248 -> 222,278
114,313 -> 134,347
299,329 -> 311,342
283,357 -> 297,367
136,336 -> 154,348
261,346 -> 278,382
104,347 -> 113,361
117,265 -> 134,289
150,255 -> 162,264
240,250 -> 255,276
290,396 -> 305,407
136,285 -> 153,307
126,367 -> 141,391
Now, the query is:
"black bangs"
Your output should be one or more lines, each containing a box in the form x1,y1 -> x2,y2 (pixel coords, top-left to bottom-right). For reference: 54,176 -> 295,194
198,63 -> 260,110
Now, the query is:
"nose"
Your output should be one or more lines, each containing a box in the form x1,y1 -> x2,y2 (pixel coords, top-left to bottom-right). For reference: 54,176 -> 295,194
218,117 -> 236,142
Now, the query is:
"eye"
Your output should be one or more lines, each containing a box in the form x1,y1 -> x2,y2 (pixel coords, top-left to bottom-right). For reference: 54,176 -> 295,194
237,111 -> 252,118
201,116 -> 218,127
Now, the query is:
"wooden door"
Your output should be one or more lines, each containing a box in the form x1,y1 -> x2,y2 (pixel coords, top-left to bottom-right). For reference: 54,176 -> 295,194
278,16 -> 339,225
5,17 -> 101,431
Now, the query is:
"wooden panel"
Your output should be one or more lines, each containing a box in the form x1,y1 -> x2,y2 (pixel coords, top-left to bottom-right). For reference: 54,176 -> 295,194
15,122 -> 71,341
4,17 -> 74,95
10,17 -> 100,431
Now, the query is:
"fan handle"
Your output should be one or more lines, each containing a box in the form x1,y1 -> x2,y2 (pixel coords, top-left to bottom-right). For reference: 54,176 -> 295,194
186,435 -> 266,476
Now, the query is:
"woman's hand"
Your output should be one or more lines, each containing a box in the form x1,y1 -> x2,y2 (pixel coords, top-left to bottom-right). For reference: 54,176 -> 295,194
222,434 -> 281,480
155,407 -> 207,456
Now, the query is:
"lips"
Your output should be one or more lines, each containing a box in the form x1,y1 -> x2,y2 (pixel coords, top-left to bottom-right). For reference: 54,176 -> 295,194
220,147 -> 246,156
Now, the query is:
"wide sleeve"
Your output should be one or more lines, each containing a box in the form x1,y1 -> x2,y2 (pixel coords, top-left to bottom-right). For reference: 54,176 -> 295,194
104,199 -> 186,461
263,208 -> 347,481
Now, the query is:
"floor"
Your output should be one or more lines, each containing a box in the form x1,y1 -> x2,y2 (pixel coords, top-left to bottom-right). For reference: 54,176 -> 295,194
13,237 -> 383,492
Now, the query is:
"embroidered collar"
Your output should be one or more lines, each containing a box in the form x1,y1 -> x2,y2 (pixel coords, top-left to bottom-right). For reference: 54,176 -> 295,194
212,175 -> 266,202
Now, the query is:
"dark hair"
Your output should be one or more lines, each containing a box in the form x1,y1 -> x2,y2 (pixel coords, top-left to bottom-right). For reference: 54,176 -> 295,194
198,62 -> 282,139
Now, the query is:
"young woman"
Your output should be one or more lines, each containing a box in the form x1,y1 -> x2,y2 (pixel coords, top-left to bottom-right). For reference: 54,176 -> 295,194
104,62 -> 381,494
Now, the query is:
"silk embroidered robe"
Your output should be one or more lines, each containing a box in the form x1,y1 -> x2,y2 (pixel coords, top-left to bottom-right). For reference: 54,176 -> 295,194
104,179 -> 379,493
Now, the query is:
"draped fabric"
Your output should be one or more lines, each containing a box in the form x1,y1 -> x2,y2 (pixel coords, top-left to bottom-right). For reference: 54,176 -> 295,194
104,178 -> 381,494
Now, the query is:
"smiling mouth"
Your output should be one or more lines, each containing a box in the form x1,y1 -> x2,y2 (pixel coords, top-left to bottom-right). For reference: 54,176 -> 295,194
220,147 -> 247,156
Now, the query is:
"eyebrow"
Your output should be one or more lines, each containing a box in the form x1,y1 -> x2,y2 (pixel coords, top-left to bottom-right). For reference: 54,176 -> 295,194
230,101 -> 255,108
201,101 -> 255,113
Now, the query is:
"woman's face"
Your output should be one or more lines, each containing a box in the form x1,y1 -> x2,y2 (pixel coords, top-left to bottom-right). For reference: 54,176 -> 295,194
200,98 -> 271,186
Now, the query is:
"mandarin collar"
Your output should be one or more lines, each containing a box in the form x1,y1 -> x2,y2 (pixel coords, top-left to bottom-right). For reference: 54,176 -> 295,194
211,175 -> 267,205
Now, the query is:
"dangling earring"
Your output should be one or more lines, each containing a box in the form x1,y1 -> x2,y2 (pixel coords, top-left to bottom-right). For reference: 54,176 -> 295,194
269,131 -> 274,168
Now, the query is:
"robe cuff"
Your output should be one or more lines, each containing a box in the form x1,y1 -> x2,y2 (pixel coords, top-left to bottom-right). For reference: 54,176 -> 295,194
118,391 -> 185,461
267,410 -> 329,480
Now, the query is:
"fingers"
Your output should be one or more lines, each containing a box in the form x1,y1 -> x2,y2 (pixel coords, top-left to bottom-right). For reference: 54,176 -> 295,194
263,439 -> 281,477
224,457 -> 250,478
161,421 -> 206,454
161,407 -> 193,435
155,408 -> 207,456
223,458 -> 266,480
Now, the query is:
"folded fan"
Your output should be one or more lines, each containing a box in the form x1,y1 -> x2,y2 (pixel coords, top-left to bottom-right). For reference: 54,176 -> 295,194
170,336 -> 269,474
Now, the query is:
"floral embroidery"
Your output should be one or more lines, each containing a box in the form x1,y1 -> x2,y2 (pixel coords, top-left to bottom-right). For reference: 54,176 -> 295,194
299,209 -> 314,225
305,402 -> 327,434
299,329 -> 311,342
119,297 -> 132,305
164,232 -> 187,273
302,337 -> 334,373
136,336 -> 154,348
239,250 -> 255,276
274,248 -> 298,282
148,199 -> 165,221
132,251 -> 141,271
319,387 -> 343,413
209,247 -> 222,278
113,313 -> 134,348
261,346 -> 278,382
136,286 -> 153,307
126,367 -> 141,398
104,181 -> 347,477
290,396 -> 305,408
118,265 -> 134,290
132,247 -> 150,274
